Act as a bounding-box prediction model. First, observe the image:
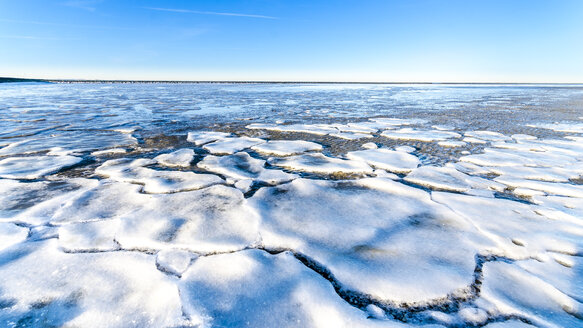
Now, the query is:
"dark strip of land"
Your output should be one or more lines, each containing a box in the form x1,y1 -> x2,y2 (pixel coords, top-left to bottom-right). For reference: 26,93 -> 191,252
1,76 -> 582,85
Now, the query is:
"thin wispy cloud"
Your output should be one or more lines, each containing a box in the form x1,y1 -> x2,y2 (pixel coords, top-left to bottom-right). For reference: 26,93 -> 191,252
0,18 -> 137,30
143,7 -> 278,20
61,0 -> 103,12
0,35 -> 79,40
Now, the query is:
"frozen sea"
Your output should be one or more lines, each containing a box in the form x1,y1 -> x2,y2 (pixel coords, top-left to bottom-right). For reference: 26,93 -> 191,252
1,82 -> 583,327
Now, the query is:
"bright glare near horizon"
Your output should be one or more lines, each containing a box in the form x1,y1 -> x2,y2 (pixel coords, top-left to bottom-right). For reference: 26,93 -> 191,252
0,0 -> 582,82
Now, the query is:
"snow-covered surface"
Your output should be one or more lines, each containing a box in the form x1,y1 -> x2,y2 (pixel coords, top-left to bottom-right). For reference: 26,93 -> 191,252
96,158 -> 224,193
251,140 -> 323,156
0,155 -> 82,179
346,148 -> 420,173
197,152 -> 297,190
203,136 -> 266,154
381,128 -> 461,142
154,148 -> 194,167
186,131 -> 231,145
2,83 -> 583,327
405,166 -> 504,193
269,153 -> 374,175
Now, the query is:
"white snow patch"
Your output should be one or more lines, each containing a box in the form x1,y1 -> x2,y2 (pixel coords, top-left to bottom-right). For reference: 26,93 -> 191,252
250,178 -> 481,303
405,166 -> 504,193
0,239 -> 187,328
154,149 -> 194,167
361,142 -> 378,149
0,222 -> 28,250
96,158 -> 224,193
0,155 -> 82,179
186,131 -> 231,146
197,152 -> 297,189
438,140 -> 466,148
156,249 -> 196,276
464,131 -> 511,142
203,136 -> 266,155
381,128 -> 461,142
269,153 -> 373,175
91,148 -> 127,156
395,145 -> 416,153
346,148 -> 420,173
251,140 -> 323,156
180,249 -> 408,328
58,219 -> 120,252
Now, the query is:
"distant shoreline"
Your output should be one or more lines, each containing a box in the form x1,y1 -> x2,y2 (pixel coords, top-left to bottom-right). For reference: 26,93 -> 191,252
1,77 -> 582,85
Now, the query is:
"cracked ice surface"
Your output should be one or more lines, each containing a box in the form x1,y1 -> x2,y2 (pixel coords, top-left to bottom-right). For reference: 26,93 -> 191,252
345,148 -> 420,173
96,158 -> 224,193
250,178 -> 484,303
0,239 -> 187,328
2,83 -> 583,327
197,152 -> 298,190
179,249 -> 412,328
269,153 -> 374,175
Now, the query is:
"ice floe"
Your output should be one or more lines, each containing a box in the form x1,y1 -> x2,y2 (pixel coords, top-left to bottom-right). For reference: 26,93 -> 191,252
438,140 -> 466,148
464,131 -> 511,142
494,177 -> 583,198
197,152 -> 297,190
156,248 -> 196,276
269,153 -> 374,176
246,123 -> 337,135
250,178 -> 483,303
186,131 -> 231,146
0,239 -> 188,328
476,261 -> 583,327
0,222 -> 28,251
153,148 -> 194,167
381,128 -> 461,142
361,142 -> 378,149
0,155 -> 82,179
179,249 -> 409,328
96,158 -> 223,193
527,122 -> 583,133
203,136 -> 266,155
404,166 -> 504,193
58,220 -> 120,252
251,140 -> 323,156
91,148 -> 127,156
115,184 -> 260,253
346,148 -> 420,173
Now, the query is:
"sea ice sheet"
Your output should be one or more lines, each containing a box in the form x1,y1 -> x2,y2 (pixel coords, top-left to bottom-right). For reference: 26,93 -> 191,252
269,153 -> 374,176
250,178 -> 483,303
0,155 -> 82,179
154,148 -> 194,167
179,249 -> 410,328
346,148 -> 420,173
96,158 -> 224,193
251,140 -> 323,156
203,136 -> 266,155
0,239 -> 188,328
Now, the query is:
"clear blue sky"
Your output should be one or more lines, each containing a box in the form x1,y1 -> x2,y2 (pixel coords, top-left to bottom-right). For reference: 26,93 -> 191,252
1,0 -> 582,82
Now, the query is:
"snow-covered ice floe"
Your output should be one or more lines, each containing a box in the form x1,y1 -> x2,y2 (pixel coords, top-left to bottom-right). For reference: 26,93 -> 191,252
381,128 -> 461,142
269,153 -> 374,175
0,155 -> 82,179
345,148 -> 420,173
251,140 -> 323,156
2,123 -> 583,327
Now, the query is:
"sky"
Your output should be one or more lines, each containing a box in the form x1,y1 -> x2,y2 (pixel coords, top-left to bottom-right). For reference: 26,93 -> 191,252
1,0 -> 582,82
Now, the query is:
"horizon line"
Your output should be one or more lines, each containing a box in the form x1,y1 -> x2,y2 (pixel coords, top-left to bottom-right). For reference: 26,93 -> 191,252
2,77 -> 583,85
